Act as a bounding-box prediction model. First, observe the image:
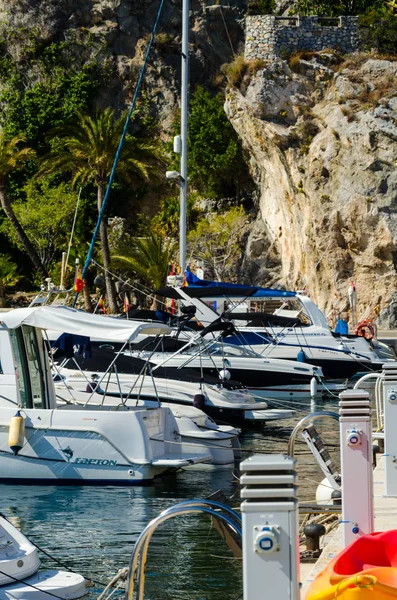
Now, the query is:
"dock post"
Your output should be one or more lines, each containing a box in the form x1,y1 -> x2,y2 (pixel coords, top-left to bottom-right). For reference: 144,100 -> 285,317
339,389 -> 373,547
382,363 -> 397,496
240,455 -> 299,600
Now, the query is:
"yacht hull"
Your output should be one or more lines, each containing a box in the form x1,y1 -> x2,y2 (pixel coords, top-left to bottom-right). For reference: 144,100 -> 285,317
0,407 -> 208,485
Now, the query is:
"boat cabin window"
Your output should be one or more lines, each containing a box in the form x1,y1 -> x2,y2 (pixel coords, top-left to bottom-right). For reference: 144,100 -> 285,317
9,326 -> 47,409
182,343 -> 261,358
217,298 -> 312,326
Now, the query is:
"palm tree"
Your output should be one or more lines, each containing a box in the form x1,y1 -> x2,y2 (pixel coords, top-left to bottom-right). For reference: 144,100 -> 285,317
113,232 -> 174,306
0,132 -> 47,279
40,108 -> 163,313
0,255 -> 20,307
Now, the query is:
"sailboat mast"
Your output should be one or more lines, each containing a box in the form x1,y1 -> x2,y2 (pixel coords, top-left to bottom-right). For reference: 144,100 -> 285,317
179,0 -> 189,272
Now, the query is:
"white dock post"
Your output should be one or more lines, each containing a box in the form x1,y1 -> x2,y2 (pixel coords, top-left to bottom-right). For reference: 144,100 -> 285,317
382,363 -> 397,496
240,455 -> 299,600
339,389 -> 373,547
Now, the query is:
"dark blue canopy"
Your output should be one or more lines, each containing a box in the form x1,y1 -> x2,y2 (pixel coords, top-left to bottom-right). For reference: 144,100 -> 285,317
184,270 -> 296,298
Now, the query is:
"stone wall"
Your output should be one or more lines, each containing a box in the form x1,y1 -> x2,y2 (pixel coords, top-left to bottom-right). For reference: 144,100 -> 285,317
245,15 -> 359,60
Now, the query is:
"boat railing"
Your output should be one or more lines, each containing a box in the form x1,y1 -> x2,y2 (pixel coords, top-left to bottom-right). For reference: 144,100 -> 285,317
29,281 -> 73,308
124,500 -> 242,600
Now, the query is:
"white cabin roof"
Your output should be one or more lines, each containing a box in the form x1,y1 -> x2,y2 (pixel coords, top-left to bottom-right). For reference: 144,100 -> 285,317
0,306 -> 170,342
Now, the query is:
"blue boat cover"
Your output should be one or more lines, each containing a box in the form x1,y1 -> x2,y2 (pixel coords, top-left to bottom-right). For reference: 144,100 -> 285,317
184,270 -> 296,298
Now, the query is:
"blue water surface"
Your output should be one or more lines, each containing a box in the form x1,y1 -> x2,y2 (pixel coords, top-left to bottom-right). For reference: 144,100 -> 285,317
0,398 -> 340,600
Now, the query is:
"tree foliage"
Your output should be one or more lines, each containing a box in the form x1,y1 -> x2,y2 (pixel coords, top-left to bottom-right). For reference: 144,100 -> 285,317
188,87 -> 243,197
169,87 -> 245,198
113,231 -> 175,291
40,108 -> 164,312
0,131 -> 49,278
292,0 -> 382,15
0,24 -> 115,284
187,206 -> 247,281
0,255 -> 20,306
41,108 -> 163,190
359,6 -> 397,52
151,194 -> 201,238
3,179 -> 78,270
246,0 -> 276,16
0,29 -> 111,147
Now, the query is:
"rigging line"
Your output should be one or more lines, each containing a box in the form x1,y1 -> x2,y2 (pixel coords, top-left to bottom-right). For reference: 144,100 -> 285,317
65,187 -> 82,275
301,238 -> 334,290
99,580 -> 125,600
218,5 -> 235,57
90,259 -> 155,297
73,0 -> 166,305
90,259 -> 168,309
27,541 -> 106,587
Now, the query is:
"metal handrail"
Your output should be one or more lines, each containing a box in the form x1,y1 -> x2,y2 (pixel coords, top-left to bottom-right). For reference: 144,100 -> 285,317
353,372 -> 384,430
353,373 -> 383,389
125,500 -> 242,600
287,411 -> 339,457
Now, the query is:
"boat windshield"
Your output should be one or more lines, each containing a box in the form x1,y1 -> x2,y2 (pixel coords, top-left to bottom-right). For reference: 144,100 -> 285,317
182,343 -> 262,358
220,297 -> 312,325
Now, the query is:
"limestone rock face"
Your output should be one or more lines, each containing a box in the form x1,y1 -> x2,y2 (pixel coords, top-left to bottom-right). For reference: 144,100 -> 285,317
225,56 -> 397,324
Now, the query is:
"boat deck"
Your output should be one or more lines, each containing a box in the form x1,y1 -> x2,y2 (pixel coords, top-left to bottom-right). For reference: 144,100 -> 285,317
301,456 -> 396,597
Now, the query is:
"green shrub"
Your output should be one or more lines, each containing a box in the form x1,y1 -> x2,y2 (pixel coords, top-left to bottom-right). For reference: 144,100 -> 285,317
360,7 -> 397,54
0,32 -> 112,145
167,86 -> 247,198
151,194 -> 201,237
155,33 -> 174,47
188,87 -> 246,197
291,0 -> 383,17
246,0 -> 276,15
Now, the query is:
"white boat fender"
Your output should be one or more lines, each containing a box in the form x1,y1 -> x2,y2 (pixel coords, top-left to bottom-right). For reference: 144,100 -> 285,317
193,393 -> 206,411
8,410 -> 25,455
219,369 -> 231,380
310,377 -> 318,399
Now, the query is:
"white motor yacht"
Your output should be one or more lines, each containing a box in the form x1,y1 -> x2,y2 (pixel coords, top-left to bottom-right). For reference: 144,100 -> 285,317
152,284 -> 390,379
0,306 -> 211,484
126,339 -> 326,401
55,386 -> 241,467
53,344 -> 295,427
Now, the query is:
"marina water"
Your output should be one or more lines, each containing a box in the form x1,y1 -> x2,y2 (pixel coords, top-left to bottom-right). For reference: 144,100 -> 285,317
0,398 -> 340,600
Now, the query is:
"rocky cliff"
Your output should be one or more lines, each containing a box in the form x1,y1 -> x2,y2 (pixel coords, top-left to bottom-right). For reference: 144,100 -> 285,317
225,54 -> 397,325
0,0 -> 243,121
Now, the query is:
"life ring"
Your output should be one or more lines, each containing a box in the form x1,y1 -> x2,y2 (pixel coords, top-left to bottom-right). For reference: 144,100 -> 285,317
354,320 -> 375,340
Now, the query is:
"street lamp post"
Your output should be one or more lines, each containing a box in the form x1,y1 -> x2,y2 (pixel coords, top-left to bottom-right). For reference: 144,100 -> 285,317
179,0 -> 189,273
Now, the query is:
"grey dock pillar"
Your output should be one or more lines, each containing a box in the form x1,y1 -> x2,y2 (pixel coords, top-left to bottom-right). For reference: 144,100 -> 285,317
240,455 -> 299,600
339,389 -> 373,547
382,363 -> 397,496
